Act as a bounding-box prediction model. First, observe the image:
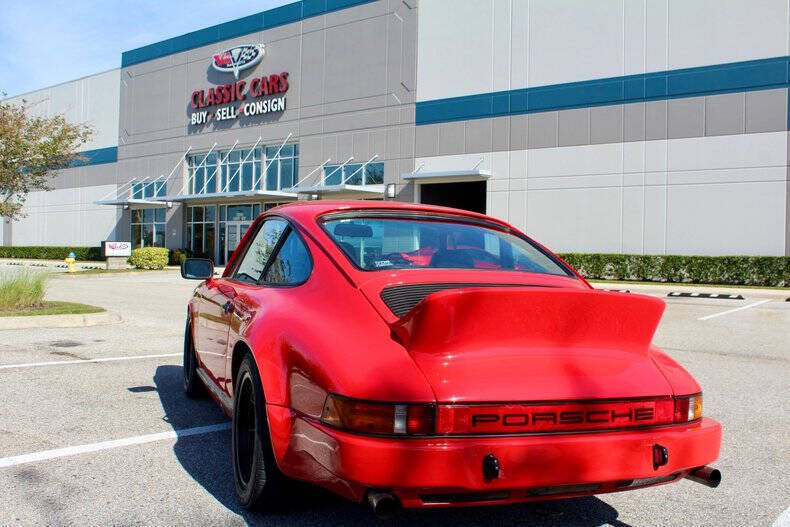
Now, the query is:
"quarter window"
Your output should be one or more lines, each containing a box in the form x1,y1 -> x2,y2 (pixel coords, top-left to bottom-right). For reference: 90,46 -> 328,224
233,219 -> 288,284
264,231 -> 311,285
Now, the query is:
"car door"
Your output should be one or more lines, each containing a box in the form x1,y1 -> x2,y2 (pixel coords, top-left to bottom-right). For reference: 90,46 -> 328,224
223,222 -> 313,394
195,279 -> 238,388
216,217 -> 290,392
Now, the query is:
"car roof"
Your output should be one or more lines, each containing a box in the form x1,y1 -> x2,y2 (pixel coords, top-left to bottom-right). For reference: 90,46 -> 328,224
271,200 -> 514,231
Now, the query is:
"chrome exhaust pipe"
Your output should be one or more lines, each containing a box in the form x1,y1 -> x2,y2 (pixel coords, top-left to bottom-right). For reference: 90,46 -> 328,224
367,490 -> 399,519
685,466 -> 721,488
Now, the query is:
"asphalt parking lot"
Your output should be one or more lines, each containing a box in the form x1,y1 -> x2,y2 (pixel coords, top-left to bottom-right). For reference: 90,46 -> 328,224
0,272 -> 788,526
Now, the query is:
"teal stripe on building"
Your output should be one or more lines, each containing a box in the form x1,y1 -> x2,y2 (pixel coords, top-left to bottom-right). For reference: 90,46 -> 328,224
416,56 -> 790,126
121,0 -> 377,67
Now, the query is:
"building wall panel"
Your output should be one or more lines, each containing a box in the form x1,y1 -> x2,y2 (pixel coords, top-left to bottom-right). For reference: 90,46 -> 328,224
416,132 -> 788,256
417,0 -> 789,102
12,185 -> 120,246
6,69 -> 120,152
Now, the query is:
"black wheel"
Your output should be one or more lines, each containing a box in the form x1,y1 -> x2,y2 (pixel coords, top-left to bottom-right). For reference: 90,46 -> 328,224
183,318 -> 205,398
232,354 -> 287,511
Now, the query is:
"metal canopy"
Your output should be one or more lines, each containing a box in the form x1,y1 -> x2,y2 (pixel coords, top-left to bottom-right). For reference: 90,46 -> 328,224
93,198 -> 169,208
291,183 -> 385,198
158,189 -> 297,203
401,168 -> 492,183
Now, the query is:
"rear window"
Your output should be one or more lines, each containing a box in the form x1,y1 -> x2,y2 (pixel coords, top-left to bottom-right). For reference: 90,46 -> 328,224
322,217 -> 571,276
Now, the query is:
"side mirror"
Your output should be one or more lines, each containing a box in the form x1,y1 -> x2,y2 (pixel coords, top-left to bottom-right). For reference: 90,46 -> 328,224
181,258 -> 214,280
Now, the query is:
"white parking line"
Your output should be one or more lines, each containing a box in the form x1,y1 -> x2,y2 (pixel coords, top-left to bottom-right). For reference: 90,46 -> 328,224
0,353 -> 181,370
697,299 -> 772,321
0,423 -> 231,468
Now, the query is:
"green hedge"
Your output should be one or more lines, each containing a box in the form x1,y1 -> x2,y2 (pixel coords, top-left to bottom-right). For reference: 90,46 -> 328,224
129,247 -> 169,270
0,246 -> 103,261
558,253 -> 790,288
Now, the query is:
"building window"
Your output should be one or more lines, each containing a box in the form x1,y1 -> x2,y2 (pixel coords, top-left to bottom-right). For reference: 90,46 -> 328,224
323,162 -> 384,186
221,148 -> 261,193
265,144 -> 299,191
186,205 -> 216,258
132,180 -> 166,199
131,208 -> 166,248
186,143 -> 299,195
187,152 -> 219,194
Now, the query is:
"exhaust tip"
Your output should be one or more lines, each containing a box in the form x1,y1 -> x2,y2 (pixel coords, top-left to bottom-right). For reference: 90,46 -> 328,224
367,490 -> 399,520
685,466 -> 721,488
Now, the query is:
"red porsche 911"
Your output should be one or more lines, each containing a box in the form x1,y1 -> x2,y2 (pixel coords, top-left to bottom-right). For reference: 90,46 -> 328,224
180,200 -> 721,517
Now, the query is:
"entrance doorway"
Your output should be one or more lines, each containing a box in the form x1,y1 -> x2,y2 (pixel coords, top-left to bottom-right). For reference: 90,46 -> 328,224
419,181 -> 486,214
224,221 -> 251,264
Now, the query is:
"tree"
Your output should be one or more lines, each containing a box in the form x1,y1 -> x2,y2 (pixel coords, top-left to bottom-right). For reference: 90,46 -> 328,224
0,96 -> 93,220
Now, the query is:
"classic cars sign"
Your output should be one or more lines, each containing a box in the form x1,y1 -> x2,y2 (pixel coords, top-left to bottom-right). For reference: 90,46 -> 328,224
190,43 -> 288,126
102,241 -> 132,257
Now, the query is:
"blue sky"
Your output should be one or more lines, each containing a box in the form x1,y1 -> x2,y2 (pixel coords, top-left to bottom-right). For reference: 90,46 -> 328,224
0,0 -> 290,97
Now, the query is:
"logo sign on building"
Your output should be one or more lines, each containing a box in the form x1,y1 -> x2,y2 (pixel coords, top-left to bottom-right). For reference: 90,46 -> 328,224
212,44 -> 264,79
190,43 -> 288,127
102,241 -> 132,258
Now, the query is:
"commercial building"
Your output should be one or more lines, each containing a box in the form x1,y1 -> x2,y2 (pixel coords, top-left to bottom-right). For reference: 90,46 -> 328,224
4,0 -> 790,260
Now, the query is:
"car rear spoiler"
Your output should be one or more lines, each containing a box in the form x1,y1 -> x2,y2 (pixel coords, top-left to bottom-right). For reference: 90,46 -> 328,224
390,288 -> 665,355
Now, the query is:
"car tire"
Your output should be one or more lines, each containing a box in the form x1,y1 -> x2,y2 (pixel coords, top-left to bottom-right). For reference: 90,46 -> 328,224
232,353 -> 288,511
183,318 -> 205,398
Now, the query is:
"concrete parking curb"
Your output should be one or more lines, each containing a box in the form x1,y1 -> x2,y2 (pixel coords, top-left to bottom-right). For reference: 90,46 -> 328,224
51,270 -> 178,279
590,281 -> 790,300
0,311 -> 121,331
667,292 -> 744,300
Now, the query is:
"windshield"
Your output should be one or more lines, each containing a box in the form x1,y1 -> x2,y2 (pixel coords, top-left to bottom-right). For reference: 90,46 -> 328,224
322,217 -> 571,276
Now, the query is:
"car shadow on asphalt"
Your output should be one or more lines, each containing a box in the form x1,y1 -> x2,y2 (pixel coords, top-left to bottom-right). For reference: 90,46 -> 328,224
153,365 -> 631,527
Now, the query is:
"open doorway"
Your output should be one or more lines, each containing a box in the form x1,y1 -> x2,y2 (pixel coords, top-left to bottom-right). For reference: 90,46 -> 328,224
418,181 -> 486,214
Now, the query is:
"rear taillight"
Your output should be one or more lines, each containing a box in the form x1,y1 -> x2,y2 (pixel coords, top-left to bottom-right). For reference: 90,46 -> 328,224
673,394 -> 703,423
321,394 -> 435,436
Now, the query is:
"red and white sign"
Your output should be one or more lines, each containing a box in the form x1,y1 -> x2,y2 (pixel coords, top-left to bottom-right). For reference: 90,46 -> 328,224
190,43 -> 288,126
212,44 -> 264,79
102,241 -> 132,257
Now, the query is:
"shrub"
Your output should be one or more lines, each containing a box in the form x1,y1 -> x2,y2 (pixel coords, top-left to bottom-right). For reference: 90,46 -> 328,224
169,249 -> 188,266
0,270 -> 48,310
558,253 -> 790,288
0,246 -> 102,261
129,247 -> 169,270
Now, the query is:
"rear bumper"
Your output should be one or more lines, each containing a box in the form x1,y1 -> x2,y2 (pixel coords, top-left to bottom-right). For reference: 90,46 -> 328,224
274,409 -> 721,508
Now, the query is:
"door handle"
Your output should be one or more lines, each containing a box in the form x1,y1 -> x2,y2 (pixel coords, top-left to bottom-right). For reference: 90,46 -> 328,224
222,301 -> 234,315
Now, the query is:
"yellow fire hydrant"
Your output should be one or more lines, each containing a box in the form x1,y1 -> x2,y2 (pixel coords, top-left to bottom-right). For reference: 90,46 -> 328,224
65,252 -> 76,273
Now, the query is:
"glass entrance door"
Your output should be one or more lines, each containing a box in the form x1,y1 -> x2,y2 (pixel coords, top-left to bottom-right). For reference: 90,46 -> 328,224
225,221 -> 251,263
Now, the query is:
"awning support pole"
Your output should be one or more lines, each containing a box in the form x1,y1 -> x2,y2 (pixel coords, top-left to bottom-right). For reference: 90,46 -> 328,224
253,132 -> 292,190
223,137 -> 261,193
127,174 -> 166,200
322,156 -> 354,185
180,144 -> 214,196
199,140 -> 238,195
342,154 -> 379,185
289,158 -> 331,190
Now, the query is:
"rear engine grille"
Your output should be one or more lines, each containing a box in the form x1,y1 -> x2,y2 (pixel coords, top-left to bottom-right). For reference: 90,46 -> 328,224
380,283 -> 529,317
